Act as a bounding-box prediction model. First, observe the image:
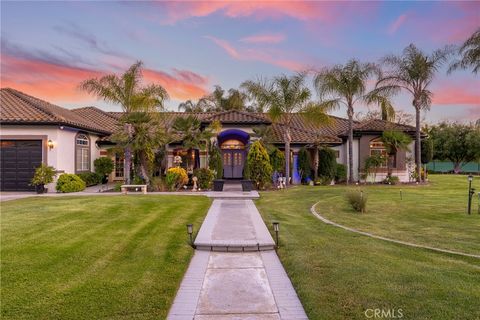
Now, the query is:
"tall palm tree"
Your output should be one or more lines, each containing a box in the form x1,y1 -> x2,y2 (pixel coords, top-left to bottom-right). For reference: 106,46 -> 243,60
80,61 -> 168,184
371,44 -> 451,182
380,130 -> 412,178
448,28 -> 480,74
242,73 -> 331,186
178,100 -> 205,113
314,59 -> 394,183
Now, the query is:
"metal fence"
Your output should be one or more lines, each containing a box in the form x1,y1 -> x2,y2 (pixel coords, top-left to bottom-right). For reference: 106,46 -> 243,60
427,161 -> 480,173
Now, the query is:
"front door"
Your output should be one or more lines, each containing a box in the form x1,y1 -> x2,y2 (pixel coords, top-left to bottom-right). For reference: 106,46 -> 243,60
222,150 -> 245,179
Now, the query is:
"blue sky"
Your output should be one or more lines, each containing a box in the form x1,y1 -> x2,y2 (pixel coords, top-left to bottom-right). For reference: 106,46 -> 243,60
1,1 -> 479,123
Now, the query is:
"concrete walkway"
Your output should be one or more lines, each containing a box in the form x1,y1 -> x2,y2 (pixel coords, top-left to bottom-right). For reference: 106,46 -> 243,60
168,199 -> 307,320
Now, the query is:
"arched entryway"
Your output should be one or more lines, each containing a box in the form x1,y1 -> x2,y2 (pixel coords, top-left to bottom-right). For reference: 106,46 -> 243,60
218,129 -> 249,179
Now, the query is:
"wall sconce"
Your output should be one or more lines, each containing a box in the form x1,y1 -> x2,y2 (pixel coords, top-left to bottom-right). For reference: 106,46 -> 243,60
47,139 -> 55,150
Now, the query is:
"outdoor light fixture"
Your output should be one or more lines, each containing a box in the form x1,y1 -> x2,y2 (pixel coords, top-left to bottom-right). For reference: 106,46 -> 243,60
47,139 -> 55,150
186,224 -> 194,247
467,175 -> 475,215
273,222 -> 279,248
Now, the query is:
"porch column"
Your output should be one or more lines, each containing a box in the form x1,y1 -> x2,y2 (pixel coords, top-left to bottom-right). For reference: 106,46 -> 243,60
292,151 -> 301,184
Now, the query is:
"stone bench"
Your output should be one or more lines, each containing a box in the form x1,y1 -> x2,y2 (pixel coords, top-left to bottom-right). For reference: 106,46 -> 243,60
121,184 -> 147,194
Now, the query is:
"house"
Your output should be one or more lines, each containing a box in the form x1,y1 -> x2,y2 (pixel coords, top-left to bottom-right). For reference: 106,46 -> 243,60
0,88 -> 418,191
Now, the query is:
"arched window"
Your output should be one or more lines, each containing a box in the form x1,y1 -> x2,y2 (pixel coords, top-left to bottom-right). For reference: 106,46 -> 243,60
75,133 -> 90,172
369,138 -> 393,168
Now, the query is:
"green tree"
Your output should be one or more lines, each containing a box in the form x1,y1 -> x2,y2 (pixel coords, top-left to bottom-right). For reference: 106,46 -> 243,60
314,59 -> 394,184
269,147 -> 285,174
380,131 -> 413,177
242,73 -> 331,186
80,61 -> 168,184
297,147 -> 311,183
208,144 -> 223,179
448,28 -> 480,74
372,44 -> 451,182
364,154 -> 386,183
430,122 -> 480,173
318,147 -> 337,182
245,141 -> 272,189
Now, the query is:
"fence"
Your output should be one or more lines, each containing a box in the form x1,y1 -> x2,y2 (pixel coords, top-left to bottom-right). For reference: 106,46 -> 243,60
426,161 -> 480,174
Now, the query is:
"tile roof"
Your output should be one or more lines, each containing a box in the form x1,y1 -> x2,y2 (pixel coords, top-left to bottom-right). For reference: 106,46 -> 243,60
0,88 -> 110,134
353,119 -> 417,133
201,110 -> 271,124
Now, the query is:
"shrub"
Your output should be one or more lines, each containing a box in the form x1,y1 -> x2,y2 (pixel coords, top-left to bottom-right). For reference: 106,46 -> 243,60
78,172 -> 102,186
269,147 -> 285,173
314,176 -> 332,186
132,176 -> 145,185
208,145 -> 223,179
30,163 -> 56,186
318,147 -> 336,181
245,141 -> 272,189
150,176 -> 167,192
113,182 -> 122,192
383,175 -> 400,185
346,191 -> 367,213
94,157 -> 114,178
335,163 -> 347,183
56,174 -> 86,193
193,168 -> 215,189
166,167 -> 188,191
298,147 -> 311,183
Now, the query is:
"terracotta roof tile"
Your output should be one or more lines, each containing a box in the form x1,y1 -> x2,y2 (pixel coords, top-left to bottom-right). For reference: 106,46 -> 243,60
0,88 -> 110,134
353,119 -> 416,133
202,110 -> 271,124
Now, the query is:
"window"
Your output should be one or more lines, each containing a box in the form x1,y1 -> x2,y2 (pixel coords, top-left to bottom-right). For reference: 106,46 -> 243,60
369,138 -> 395,168
75,133 -> 90,172
115,154 -> 124,178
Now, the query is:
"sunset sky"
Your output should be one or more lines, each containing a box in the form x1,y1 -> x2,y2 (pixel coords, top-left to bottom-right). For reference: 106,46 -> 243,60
1,1 -> 479,123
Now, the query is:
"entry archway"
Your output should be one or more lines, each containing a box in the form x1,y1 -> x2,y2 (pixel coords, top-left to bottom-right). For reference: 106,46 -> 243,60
218,129 -> 249,179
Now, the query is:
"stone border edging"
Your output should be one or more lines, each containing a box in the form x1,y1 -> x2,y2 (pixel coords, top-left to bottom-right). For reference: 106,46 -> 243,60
310,201 -> 480,259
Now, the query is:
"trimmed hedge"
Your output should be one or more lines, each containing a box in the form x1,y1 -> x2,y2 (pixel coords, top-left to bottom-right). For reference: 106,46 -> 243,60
245,141 -> 272,189
193,168 -> 215,189
78,172 -> 102,186
335,163 -> 347,183
318,148 -> 337,181
56,174 -> 86,193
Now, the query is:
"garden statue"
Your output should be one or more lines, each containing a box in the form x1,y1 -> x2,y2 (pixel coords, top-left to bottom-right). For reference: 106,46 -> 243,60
192,176 -> 198,192
173,155 -> 182,167
278,176 -> 286,189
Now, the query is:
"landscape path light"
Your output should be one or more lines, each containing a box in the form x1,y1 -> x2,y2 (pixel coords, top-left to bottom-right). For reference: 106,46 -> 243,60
467,175 -> 475,215
273,222 -> 280,248
186,224 -> 194,247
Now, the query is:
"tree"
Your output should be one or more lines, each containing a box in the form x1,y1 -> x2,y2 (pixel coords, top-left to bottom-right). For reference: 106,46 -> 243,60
245,141 -> 272,189
430,122 -> 480,173
80,61 -> 168,184
380,131 -> 412,178
178,100 -> 205,113
318,147 -> 337,183
196,86 -> 248,112
372,44 -> 451,182
364,154 -> 385,183
242,73 -> 331,186
297,147 -> 311,183
356,110 -> 415,126
269,147 -> 285,174
314,59 -> 394,183
448,28 -> 480,74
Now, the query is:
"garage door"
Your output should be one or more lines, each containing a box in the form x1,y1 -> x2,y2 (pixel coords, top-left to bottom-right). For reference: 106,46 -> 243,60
0,140 -> 43,191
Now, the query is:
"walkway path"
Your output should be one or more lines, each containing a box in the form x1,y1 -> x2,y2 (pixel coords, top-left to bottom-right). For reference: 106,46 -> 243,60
168,196 -> 307,320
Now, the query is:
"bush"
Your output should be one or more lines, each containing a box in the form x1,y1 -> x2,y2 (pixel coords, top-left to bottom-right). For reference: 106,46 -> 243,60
132,176 -> 145,185
346,191 -> 367,213
193,168 -> 215,189
113,182 -> 122,192
30,163 -> 56,186
269,147 -> 285,173
298,147 -> 311,183
314,176 -> 332,185
208,145 -> 223,179
56,174 -> 86,193
383,175 -> 400,185
245,141 -> 272,189
318,147 -> 336,181
150,176 -> 167,192
78,172 -> 102,186
166,167 -> 188,191
335,164 -> 347,183
94,157 -> 114,180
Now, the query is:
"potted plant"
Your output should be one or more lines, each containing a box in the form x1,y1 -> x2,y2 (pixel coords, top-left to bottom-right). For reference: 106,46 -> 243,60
30,163 -> 56,194
240,180 -> 253,192
213,179 -> 225,191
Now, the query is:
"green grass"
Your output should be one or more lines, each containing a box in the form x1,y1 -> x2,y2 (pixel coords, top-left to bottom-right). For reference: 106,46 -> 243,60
1,195 -> 211,320
257,175 -> 480,320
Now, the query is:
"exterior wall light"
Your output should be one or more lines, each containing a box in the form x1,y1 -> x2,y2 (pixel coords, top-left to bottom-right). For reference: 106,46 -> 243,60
186,224 -> 194,247
273,222 -> 279,248
47,139 -> 55,150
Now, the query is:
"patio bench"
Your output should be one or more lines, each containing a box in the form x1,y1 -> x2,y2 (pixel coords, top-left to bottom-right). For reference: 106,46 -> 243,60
121,184 -> 147,195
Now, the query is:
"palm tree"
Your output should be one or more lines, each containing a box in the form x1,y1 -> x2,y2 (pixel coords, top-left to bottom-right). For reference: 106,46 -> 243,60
371,44 -> 451,182
448,28 -> 480,74
178,100 -> 205,113
242,73 -> 331,186
380,130 -> 412,178
314,59 -> 394,183
80,61 -> 168,184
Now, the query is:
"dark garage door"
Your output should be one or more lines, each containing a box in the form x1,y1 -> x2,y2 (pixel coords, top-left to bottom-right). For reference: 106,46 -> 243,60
0,140 -> 43,191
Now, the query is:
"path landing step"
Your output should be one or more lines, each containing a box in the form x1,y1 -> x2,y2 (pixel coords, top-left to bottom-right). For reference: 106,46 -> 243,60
194,199 -> 276,251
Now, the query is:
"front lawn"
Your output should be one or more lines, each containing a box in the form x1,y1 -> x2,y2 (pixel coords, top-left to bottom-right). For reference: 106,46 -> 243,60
257,175 -> 480,320
1,195 -> 211,319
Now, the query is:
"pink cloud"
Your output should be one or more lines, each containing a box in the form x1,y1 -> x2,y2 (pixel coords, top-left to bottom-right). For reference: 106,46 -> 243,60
240,32 -> 286,44
432,81 -> 480,106
143,69 -> 209,101
388,14 -> 407,34
206,35 -> 309,71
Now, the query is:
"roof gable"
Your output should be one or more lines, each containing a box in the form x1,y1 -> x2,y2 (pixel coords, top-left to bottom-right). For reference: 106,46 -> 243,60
201,110 -> 271,124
